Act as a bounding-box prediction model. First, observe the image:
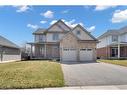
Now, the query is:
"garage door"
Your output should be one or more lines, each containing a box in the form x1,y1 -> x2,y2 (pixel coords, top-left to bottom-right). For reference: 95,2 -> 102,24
62,48 -> 77,61
80,48 -> 93,61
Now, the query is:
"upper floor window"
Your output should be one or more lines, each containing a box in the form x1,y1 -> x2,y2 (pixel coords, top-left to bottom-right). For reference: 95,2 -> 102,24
53,33 -> 59,40
112,35 -> 118,42
39,35 -> 44,42
76,30 -> 80,35
35,35 -> 45,42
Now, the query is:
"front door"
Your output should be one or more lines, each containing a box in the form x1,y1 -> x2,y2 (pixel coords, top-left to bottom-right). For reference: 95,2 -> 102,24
52,45 -> 59,58
111,47 -> 118,57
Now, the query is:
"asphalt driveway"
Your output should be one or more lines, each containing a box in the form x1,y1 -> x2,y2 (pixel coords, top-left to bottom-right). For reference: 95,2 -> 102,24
61,62 -> 127,86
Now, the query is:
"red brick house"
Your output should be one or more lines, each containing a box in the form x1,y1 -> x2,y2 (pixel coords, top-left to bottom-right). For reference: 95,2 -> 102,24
97,26 -> 127,59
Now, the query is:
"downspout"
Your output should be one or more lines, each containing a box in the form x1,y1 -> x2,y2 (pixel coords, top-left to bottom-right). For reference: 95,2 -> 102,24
106,36 -> 108,59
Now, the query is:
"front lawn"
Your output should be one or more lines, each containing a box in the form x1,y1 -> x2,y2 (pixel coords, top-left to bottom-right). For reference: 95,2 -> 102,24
97,60 -> 127,67
0,60 -> 64,89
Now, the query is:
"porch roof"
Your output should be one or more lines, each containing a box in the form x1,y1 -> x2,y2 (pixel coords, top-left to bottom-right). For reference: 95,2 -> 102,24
109,42 -> 127,46
27,42 -> 59,45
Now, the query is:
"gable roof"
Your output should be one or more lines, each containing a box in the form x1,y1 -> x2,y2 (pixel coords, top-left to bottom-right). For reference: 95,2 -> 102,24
98,25 -> 127,39
0,35 -> 20,49
60,31 -> 80,42
119,26 -> 127,34
32,20 -> 98,42
72,24 -> 98,41
98,30 -> 119,39
33,20 -> 72,35
47,19 -> 71,32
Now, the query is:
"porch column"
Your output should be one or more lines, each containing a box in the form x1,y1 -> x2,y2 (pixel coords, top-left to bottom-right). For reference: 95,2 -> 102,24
30,44 -> 33,58
44,44 -> 46,58
118,44 -> 120,59
60,46 -> 62,62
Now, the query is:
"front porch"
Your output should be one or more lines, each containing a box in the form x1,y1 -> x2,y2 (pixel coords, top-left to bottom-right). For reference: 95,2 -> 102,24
108,42 -> 127,59
27,42 -> 60,59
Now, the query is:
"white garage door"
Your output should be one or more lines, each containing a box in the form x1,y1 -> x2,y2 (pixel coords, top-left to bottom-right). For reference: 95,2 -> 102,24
80,48 -> 93,61
62,48 -> 77,61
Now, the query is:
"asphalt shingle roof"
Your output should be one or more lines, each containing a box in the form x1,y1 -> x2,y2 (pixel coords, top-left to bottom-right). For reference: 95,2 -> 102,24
0,35 -> 20,48
98,26 -> 127,39
32,28 -> 46,34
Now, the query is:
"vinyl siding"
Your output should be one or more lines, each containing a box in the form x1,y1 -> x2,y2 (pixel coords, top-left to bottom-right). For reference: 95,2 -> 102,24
97,36 -> 112,48
97,32 -> 127,49
46,33 -> 64,42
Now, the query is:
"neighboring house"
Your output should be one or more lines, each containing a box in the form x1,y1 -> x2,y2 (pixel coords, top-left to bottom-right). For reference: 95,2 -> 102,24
97,26 -> 127,59
0,35 -> 21,62
28,20 -> 98,62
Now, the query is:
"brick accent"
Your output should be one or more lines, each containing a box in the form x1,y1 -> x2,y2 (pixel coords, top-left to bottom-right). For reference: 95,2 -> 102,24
97,47 -> 110,59
97,46 -> 127,59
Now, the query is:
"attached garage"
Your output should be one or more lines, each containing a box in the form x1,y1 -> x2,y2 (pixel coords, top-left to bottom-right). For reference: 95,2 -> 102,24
62,48 -> 77,61
79,48 -> 93,61
59,25 -> 98,62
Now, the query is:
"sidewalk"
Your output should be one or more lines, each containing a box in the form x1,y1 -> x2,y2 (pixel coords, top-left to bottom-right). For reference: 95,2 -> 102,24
0,85 -> 127,90
44,85 -> 127,90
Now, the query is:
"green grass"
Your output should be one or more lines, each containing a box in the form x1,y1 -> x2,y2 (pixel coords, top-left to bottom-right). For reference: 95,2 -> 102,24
97,59 -> 127,67
0,60 -> 64,89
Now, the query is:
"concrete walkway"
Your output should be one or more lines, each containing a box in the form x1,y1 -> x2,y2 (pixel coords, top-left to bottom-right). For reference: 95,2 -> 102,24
61,62 -> 127,86
45,85 -> 127,89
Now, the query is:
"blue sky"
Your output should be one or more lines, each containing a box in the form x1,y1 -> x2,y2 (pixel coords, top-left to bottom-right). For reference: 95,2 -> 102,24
0,5 -> 127,46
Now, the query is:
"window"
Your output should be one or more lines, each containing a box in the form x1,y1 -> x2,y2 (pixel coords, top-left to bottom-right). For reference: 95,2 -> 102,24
112,35 -> 118,42
87,49 -> 92,51
63,49 -> 69,51
39,35 -> 44,42
53,33 -> 59,40
35,35 -> 45,42
80,49 -> 86,51
76,30 -> 80,35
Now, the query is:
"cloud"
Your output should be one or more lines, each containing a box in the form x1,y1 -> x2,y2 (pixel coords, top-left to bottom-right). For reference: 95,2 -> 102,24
13,5 -> 30,13
61,10 -> 70,14
62,19 -> 84,27
40,20 -> 47,24
50,19 -> 84,28
50,20 -> 57,25
95,5 -> 116,11
111,9 -> 127,23
87,26 -> 96,32
27,24 -> 39,29
40,10 -> 54,18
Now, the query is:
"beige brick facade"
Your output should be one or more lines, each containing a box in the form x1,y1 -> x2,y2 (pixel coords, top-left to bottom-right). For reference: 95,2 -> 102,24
60,32 -> 97,61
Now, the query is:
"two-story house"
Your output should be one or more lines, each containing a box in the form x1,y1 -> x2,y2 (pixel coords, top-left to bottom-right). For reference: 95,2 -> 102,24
28,20 -> 98,62
97,26 -> 127,59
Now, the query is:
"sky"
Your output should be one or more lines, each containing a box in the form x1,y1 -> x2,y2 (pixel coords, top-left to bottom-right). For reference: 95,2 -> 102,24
0,5 -> 127,46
